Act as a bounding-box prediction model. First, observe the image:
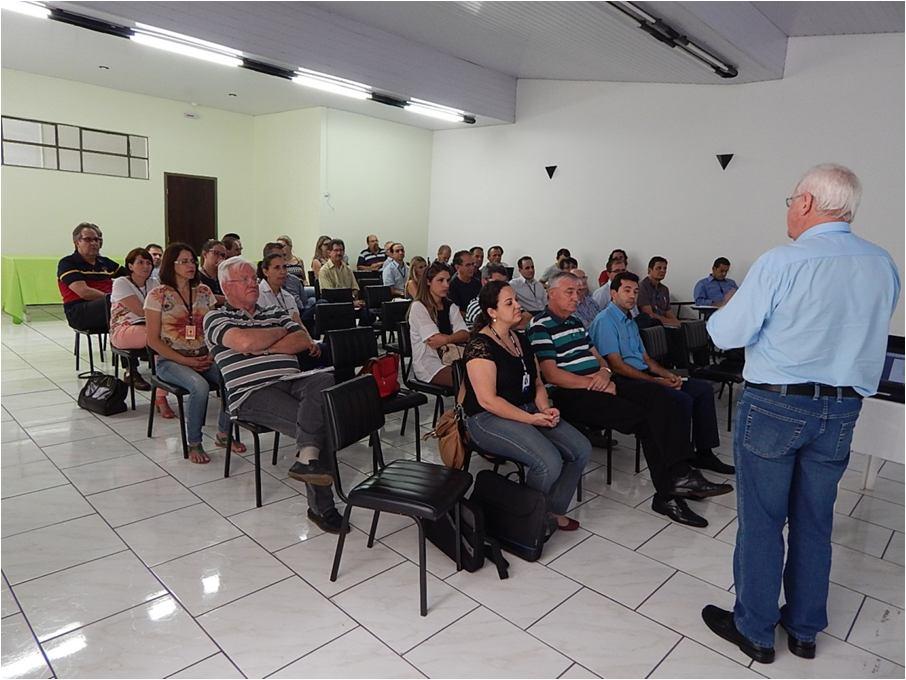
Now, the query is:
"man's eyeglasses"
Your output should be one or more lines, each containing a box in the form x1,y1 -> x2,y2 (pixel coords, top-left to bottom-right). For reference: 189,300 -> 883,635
785,193 -> 804,208
79,236 -> 101,243
225,275 -> 257,285
175,258 -> 197,265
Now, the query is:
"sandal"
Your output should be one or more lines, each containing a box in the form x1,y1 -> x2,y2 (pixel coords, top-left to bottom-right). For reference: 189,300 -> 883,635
155,396 -> 177,419
215,432 -> 247,454
187,444 -> 210,464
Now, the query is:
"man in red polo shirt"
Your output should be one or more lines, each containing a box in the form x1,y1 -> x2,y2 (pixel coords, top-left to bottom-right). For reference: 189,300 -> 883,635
57,222 -> 119,332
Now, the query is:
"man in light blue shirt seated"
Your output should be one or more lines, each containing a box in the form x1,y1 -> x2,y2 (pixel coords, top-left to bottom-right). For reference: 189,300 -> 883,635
381,242 -> 408,297
592,258 -> 640,317
588,271 -> 732,477
700,164 -> 900,665
573,269 -> 601,329
693,257 -> 739,307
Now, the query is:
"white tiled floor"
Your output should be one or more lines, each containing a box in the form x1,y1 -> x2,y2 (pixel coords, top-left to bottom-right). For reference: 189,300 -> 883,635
1,306 -> 904,678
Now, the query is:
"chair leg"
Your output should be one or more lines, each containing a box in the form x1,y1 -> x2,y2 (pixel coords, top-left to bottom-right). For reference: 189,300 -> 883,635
400,408 -> 408,437
87,333 -> 94,374
176,396 -> 189,460
147,386 -> 157,438
367,511 -> 381,548
606,431 -> 613,486
128,358 -> 136,411
113,354 -> 120,379
272,433 -> 280,466
253,431 -> 262,508
718,382 -> 726,400
635,436 -> 641,474
330,504 -> 354,582
454,502 -> 462,571
224,423 -> 234,478
577,472 -> 583,502
413,406 -> 421,462
727,383 -> 734,432
99,334 -> 106,362
415,518 -> 428,616
74,333 -> 80,371
433,395 -> 443,427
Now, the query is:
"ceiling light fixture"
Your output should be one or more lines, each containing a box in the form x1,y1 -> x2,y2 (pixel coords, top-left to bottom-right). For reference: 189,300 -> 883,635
0,0 -> 50,19
606,1 -> 737,79
131,23 -> 242,67
292,68 -> 372,100
404,98 -> 467,123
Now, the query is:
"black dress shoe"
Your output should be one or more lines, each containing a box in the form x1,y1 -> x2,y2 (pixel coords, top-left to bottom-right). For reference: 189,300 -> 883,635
670,469 -> 733,500
701,605 -> 775,664
780,623 -> 816,659
691,451 -> 736,475
651,495 -> 708,528
307,508 -> 351,535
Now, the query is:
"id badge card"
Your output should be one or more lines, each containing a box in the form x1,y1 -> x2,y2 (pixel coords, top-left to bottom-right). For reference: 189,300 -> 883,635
521,371 -> 531,392
184,325 -> 196,341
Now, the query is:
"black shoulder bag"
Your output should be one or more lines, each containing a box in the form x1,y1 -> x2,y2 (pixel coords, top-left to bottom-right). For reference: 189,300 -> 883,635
78,373 -> 128,416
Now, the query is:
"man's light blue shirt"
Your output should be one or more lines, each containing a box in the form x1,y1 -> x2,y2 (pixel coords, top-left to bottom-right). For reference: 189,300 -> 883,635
693,275 -> 738,306
588,302 -> 648,371
575,295 -> 601,329
707,222 -> 900,396
381,259 -> 408,292
593,282 -> 640,317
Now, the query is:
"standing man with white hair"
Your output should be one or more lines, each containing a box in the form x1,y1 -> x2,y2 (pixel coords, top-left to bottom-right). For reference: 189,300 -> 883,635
701,164 -> 900,663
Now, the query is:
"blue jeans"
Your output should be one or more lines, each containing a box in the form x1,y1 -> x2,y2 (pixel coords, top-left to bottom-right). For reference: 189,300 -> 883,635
155,359 -> 231,446
732,386 -> 862,647
466,404 -> 592,515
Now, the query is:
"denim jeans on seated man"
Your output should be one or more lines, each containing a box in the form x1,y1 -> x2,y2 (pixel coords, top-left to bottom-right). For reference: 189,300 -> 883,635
731,386 -> 861,648
155,359 -> 231,445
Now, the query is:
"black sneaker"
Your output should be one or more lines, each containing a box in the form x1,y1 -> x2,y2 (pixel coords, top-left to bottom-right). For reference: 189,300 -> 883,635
288,460 -> 334,486
307,508 -> 350,534
691,451 -> 736,476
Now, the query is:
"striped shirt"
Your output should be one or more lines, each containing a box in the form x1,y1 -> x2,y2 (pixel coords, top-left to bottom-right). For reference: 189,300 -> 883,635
204,304 -> 308,413
527,308 -> 599,376
57,251 -> 118,306
357,248 -> 387,269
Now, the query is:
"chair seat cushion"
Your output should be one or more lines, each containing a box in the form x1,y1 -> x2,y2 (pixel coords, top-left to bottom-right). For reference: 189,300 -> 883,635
690,363 -> 744,383
148,375 -> 190,397
348,459 -> 472,520
405,378 -> 454,397
381,389 -> 428,414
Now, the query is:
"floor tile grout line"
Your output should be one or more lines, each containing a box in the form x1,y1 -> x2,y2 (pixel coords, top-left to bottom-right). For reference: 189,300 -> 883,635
163,651 -> 239,679
1,481 -> 74,502
6,548 -> 133,589
643,635 -> 684,679
102,501 -> 207,532
398,603 -> 483,658
64,471 -> 173,499
36,592 -> 173,646
186,573 -> 296,620
632,568 -> 681,613
0,578 -> 58,678
1,509 -> 99,540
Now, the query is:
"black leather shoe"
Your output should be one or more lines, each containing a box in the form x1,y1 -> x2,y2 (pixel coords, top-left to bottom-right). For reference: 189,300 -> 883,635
307,508 -> 351,535
780,623 -> 816,659
670,469 -> 733,499
701,605 -> 775,664
691,451 -> 736,475
651,496 -> 708,528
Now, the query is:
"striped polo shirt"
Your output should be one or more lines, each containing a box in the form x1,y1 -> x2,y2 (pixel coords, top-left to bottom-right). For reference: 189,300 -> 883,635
57,251 -> 119,306
527,308 -> 599,376
204,304 -> 310,413
357,248 -> 387,269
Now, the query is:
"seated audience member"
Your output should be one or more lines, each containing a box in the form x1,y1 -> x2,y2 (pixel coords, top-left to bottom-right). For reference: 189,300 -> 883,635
318,238 -> 364,308
406,256 -> 428,299
529,272 -> 731,527
109,248 -> 156,392
540,248 -> 571,286
204,257 -> 347,533
382,243 -> 409,297
276,235 -> 306,279
465,264 -> 509,327
357,234 -> 387,271
470,246 -> 485,275
558,257 -> 579,274
464,281 -> 590,532
510,256 -> 548,319
144,243 -> 237,464
573,269 -> 601,329
408,262 -> 469,388
592,258 -> 628,309
198,239 -> 227,305
146,242 -> 163,281
479,245 -> 511,281
223,232 -> 241,241
638,256 -> 680,328
222,235 -> 243,258
311,235 -> 332,278
693,257 -> 738,307
598,248 -> 628,286
435,244 -> 452,266
259,252 -> 302,324
262,242 -> 310,314
449,249 -> 482,312
590,272 -> 734,475
58,222 -> 119,332
384,241 -> 395,258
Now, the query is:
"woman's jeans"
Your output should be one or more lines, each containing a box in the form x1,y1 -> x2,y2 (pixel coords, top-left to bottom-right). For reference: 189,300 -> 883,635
155,359 -> 230,445
732,386 -> 862,648
466,404 -> 592,515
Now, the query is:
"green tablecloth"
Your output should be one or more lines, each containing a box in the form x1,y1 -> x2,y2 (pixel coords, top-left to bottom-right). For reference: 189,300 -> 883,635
1,256 -> 63,324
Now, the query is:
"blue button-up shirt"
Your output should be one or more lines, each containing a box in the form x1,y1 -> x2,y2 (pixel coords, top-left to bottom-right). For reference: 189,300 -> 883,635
382,259 -> 408,292
707,222 -> 900,397
588,303 -> 649,371
575,295 -> 601,329
693,275 -> 738,306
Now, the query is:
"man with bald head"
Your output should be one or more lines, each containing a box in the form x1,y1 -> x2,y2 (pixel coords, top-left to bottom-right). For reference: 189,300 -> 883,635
357,234 -> 386,271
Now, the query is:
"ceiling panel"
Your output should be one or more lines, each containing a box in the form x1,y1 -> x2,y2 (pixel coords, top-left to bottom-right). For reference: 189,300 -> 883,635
753,1 -> 905,36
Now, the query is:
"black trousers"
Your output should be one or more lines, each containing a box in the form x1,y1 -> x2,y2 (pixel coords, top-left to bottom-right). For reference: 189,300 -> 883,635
553,377 -> 692,496
64,298 -> 108,333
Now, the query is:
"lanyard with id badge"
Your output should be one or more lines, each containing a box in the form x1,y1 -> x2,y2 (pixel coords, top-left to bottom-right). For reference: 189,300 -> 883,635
176,286 -> 196,341
491,326 -> 532,397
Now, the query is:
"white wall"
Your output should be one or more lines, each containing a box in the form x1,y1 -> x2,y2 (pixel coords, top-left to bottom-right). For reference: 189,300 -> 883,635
428,34 -> 905,332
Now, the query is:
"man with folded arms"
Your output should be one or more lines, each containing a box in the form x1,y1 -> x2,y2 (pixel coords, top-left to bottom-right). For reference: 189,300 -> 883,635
204,256 -> 348,534
528,272 -> 732,527
58,222 -> 119,332
357,234 -> 387,272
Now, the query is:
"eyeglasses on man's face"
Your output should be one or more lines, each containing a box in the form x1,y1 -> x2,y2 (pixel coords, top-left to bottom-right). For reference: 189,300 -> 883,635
226,275 -> 257,285
785,193 -> 805,208
79,236 -> 101,244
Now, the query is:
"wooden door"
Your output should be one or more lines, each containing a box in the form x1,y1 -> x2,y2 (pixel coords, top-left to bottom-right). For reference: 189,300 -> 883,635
164,173 -> 216,253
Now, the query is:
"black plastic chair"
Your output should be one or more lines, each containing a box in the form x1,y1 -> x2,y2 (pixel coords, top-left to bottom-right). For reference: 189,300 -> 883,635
640,325 -> 670,366
328,327 -> 429,459
324,375 -> 472,616
145,350 -> 190,460
379,299 -> 412,352
111,346 -> 145,411
354,270 -> 383,288
681,320 -> 744,432
397,320 -> 455,427
322,287 -> 355,304
364,285 -> 393,314
315,302 -> 356,338
72,296 -> 110,378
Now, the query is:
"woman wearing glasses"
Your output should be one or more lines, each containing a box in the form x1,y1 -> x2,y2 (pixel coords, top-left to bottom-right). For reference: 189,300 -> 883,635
144,243 -> 241,464
259,252 -> 302,324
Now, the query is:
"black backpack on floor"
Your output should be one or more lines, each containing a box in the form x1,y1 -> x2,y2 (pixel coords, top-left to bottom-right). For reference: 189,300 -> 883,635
424,498 -> 509,579
78,373 -> 128,416
471,469 -> 548,562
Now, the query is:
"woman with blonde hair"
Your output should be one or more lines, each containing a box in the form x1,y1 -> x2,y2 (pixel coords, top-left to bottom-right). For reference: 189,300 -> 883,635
405,255 -> 428,299
276,235 -> 305,279
311,235 -> 331,278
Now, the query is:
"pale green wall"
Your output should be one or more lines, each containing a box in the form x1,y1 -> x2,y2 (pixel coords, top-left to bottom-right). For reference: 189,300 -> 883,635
1,69 -> 255,258
320,108 -> 433,260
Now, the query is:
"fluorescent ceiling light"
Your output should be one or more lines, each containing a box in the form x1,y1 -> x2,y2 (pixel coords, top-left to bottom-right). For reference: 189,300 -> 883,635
292,69 -> 371,100
134,23 -> 243,56
1,1 -> 50,19
131,24 -> 242,67
404,98 -> 466,123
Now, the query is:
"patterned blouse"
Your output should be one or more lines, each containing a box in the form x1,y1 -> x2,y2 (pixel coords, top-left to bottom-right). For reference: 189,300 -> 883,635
144,283 -> 217,357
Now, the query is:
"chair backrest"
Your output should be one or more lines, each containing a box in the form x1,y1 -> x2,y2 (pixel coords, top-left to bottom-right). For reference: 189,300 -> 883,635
322,374 -> 386,453
681,320 -> 710,352
328,327 -> 379,382
322,287 -> 355,304
354,270 -> 380,283
315,302 -> 356,338
364,285 -> 392,310
451,358 -> 467,394
640,325 -> 669,363
505,266 -> 514,280
381,300 -> 411,330
308,270 -> 317,286
397,320 -> 415,380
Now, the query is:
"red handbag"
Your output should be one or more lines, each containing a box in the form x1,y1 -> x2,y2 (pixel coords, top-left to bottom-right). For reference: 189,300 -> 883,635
360,354 -> 400,398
